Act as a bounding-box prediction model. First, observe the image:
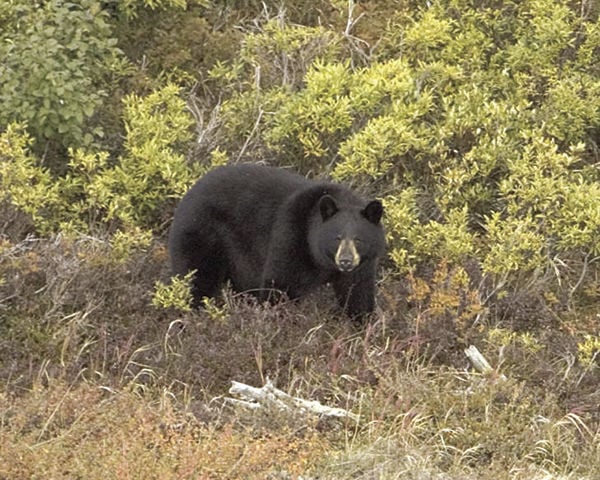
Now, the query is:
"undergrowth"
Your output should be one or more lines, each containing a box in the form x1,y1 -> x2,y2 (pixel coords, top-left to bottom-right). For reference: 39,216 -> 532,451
1,235 -> 598,479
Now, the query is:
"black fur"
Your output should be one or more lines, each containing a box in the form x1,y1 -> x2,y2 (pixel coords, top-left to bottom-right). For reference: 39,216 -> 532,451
168,164 -> 385,317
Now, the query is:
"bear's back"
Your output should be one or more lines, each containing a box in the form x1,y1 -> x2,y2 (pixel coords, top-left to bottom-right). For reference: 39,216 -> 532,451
170,164 -> 316,265
180,164 -> 310,215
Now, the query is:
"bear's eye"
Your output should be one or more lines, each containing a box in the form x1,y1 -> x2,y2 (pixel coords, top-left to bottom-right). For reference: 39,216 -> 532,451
335,235 -> 342,241
354,238 -> 362,245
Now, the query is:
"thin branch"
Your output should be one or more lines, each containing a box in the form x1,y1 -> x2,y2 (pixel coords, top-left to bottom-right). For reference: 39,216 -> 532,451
236,108 -> 264,162
568,251 -> 600,303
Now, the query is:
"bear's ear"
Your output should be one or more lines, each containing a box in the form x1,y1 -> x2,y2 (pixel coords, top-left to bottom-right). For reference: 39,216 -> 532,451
319,195 -> 338,221
362,200 -> 383,224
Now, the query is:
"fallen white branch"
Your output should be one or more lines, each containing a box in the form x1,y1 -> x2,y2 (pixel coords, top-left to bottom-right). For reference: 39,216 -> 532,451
224,397 -> 262,410
464,345 -> 507,380
464,345 -> 493,373
228,380 -> 359,422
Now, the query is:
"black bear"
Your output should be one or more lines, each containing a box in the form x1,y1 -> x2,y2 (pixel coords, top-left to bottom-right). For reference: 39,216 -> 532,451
168,164 -> 385,318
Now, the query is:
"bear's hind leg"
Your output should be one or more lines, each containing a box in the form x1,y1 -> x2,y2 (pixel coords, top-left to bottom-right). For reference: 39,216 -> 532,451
170,230 -> 227,306
189,261 -> 227,307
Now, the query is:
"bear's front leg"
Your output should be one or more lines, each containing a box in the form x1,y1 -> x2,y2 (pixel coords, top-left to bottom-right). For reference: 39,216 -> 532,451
260,228 -> 319,303
260,270 -> 317,303
259,256 -> 314,303
333,263 -> 377,319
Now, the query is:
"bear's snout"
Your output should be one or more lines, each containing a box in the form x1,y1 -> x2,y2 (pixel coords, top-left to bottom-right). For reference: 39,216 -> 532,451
335,238 -> 360,272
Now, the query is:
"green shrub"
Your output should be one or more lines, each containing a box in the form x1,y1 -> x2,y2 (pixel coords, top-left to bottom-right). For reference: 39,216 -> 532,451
0,0 -> 126,151
0,124 -> 60,231
152,271 -> 195,312
2,0 -> 599,315
85,83 -> 198,229
1,84 -> 198,238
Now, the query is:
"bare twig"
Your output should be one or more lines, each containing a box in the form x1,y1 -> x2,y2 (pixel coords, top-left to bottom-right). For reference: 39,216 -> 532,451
344,0 -> 366,37
342,0 -> 371,66
236,108 -> 264,162
568,251 -> 600,304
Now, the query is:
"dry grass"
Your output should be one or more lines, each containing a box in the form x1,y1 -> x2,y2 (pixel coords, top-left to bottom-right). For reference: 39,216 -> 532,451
1,235 -> 599,478
0,380 -> 330,479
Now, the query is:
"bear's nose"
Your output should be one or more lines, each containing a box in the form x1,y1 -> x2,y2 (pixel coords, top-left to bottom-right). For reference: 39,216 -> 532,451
337,256 -> 356,272
335,238 -> 360,272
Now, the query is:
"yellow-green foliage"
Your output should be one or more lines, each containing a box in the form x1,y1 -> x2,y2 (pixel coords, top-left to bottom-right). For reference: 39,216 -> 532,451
0,125 -> 61,231
202,296 -> 230,322
215,18 -> 343,159
1,84 -> 197,237
87,83 -> 198,228
153,271 -> 195,312
3,0 -> 598,300
216,0 -> 600,296
384,191 -> 475,273
267,61 -> 354,160
153,272 -> 230,318
240,19 -> 341,89
110,228 -> 153,264
488,328 -> 543,354
577,335 -> 600,368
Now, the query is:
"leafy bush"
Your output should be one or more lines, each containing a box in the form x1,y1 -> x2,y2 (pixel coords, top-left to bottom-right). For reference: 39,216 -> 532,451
83,83 -> 198,229
0,124 -> 60,230
1,84 -> 197,237
153,270 -> 194,312
0,0 -> 126,151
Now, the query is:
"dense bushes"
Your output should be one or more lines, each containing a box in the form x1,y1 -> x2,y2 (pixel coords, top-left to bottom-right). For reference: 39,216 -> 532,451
1,0 -> 599,310
214,1 -> 600,305
1,84 -> 197,239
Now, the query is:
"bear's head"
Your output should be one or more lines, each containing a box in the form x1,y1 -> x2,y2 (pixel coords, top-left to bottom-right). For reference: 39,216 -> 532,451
309,194 -> 385,273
